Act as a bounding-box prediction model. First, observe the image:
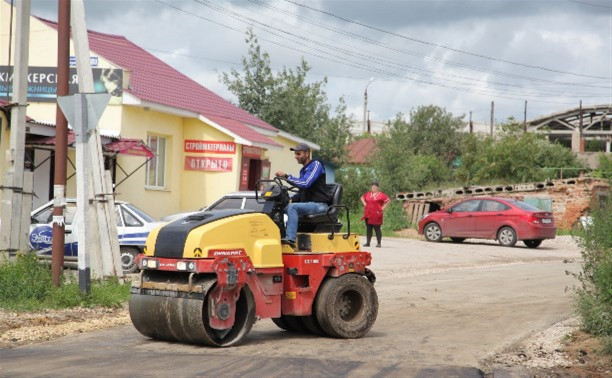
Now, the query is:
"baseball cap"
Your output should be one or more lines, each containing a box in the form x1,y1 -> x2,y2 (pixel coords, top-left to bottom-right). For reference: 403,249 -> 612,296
290,143 -> 311,152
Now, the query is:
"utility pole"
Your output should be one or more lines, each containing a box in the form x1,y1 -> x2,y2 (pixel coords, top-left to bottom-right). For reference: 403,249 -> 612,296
490,101 -> 495,136
0,0 -> 33,259
523,100 -> 527,133
363,78 -> 374,133
71,0 -> 122,286
367,110 -> 371,134
51,0 -> 70,287
469,111 -> 473,134
579,100 -> 583,136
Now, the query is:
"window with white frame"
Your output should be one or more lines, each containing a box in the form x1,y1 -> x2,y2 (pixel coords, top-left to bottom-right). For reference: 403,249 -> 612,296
146,135 -> 167,188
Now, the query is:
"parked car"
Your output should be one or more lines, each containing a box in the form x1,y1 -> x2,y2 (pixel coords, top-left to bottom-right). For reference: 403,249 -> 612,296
417,197 -> 556,248
161,191 -> 265,222
29,199 -> 163,273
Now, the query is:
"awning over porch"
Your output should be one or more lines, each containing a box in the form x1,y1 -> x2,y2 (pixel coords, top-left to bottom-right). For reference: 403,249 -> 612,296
30,131 -> 154,158
103,138 -> 154,158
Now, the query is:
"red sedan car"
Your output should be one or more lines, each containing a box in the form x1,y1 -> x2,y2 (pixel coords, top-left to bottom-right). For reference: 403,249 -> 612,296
417,197 -> 556,248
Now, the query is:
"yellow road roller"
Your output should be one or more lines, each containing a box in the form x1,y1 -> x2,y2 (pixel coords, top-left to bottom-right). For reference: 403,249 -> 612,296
129,178 -> 378,347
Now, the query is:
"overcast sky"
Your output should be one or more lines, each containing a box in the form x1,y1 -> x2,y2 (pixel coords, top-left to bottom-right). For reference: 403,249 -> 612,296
29,0 -> 612,127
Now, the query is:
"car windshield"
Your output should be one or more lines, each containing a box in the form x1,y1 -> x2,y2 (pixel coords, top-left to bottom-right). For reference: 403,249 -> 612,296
124,204 -> 156,222
508,200 -> 542,212
244,198 -> 265,211
209,197 -> 244,210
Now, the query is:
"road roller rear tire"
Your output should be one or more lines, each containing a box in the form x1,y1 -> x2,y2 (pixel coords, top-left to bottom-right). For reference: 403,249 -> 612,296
300,315 -> 325,336
272,317 -> 288,331
315,274 -> 378,339
129,278 -> 256,347
282,315 -> 308,333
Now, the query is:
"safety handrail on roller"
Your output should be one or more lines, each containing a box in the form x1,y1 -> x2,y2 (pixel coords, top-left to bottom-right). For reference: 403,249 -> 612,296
326,205 -> 350,240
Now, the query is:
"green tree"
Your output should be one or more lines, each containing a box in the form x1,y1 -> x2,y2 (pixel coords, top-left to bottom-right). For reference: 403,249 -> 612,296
221,30 -> 352,163
371,110 -> 456,193
455,118 -> 584,184
404,105 -> 465,163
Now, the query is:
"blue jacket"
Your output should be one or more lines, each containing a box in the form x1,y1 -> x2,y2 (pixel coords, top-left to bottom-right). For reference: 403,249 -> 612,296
287,160 -> 331,204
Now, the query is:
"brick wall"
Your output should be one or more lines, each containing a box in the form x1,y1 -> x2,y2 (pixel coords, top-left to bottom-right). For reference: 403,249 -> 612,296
399,177 -> 609,229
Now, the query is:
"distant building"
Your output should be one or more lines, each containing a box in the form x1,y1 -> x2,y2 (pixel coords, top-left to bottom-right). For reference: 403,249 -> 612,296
345,138 -> 377,165
349,120 -> 387,135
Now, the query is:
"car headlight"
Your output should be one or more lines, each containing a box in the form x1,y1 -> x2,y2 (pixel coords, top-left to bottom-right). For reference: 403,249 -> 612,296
418,213 -> 429,222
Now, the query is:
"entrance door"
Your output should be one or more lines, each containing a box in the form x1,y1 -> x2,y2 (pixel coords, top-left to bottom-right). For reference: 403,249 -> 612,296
247,159 -> 262,190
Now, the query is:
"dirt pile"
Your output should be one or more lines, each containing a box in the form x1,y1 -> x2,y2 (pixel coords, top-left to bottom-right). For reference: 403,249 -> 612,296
0,306 -> 129,349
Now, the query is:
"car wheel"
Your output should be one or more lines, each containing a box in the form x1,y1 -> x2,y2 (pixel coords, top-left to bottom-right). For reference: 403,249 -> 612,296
524,239 -> 543,249
497,227 -> 517,247
450,237 -> 465,243
121,247 -> 140,274
424,222 -> 443,242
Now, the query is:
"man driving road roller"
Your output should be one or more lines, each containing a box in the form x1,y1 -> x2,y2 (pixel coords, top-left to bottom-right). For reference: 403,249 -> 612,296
275,143 -> 331,248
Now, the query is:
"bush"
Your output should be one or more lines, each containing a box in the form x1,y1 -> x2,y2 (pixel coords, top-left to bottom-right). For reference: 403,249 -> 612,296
343,200 -> 410,237
594,153 -> 612,180
456,125 -> 584,184
336,165 -> 378,210
574,196 -> 612,352
0,253 -> 130,311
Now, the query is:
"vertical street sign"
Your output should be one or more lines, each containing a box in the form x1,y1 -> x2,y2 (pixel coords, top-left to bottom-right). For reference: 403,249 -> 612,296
57,92 -> 110,292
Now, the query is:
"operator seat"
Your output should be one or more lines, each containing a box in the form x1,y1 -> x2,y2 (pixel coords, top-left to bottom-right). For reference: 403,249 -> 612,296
297,184 -> 343,233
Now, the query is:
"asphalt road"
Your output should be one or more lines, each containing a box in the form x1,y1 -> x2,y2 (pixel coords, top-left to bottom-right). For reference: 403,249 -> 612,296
0,236 -> 581,377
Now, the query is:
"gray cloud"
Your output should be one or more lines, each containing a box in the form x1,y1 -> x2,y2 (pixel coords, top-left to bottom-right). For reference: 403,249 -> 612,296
27,0 -> 612,125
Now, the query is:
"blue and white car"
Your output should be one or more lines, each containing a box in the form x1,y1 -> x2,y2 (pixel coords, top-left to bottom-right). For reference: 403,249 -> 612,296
29,199 -> 162,273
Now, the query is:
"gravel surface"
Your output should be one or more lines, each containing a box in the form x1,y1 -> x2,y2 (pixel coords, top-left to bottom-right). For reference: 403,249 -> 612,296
485,317 -> 580,369
0,234 -> 590,374
0,306 -> 129,349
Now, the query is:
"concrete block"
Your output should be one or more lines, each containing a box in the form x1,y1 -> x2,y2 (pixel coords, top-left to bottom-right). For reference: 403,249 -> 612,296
441,189 -> 455,197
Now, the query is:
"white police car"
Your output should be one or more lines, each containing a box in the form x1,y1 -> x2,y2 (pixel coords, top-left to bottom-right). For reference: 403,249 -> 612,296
29,199 -> 162,273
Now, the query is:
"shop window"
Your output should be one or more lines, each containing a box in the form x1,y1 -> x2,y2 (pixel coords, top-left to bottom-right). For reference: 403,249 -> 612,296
146,135 -> 167,189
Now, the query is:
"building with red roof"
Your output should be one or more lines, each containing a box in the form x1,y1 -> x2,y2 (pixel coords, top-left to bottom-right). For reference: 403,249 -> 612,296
346,138 -> 378,165
0,3 -> 318,218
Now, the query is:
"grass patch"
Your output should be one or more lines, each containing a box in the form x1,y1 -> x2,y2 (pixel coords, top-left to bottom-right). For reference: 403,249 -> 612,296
0,253 -> 130,311
556,228 -> 575,236
341,201 -> 412,237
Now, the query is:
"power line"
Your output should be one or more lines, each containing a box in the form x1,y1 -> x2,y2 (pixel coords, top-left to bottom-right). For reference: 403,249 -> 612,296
153,0 -> 580,104
193,0 -> 605,100
247,0 -> 609,89
283,0 -> 612,80
141,47 -> 606,99
228,0 -> 607,97
567,0 -> 612,9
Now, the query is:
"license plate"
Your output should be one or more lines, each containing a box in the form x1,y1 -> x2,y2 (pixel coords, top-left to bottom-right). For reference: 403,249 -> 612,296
542,218 -> 552,224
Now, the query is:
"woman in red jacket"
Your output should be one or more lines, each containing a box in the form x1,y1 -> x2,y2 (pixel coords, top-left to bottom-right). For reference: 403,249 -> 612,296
360,182 -> 391,247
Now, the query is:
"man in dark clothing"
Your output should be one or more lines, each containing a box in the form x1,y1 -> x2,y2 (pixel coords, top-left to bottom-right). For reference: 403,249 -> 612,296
275,143 -> 331,248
